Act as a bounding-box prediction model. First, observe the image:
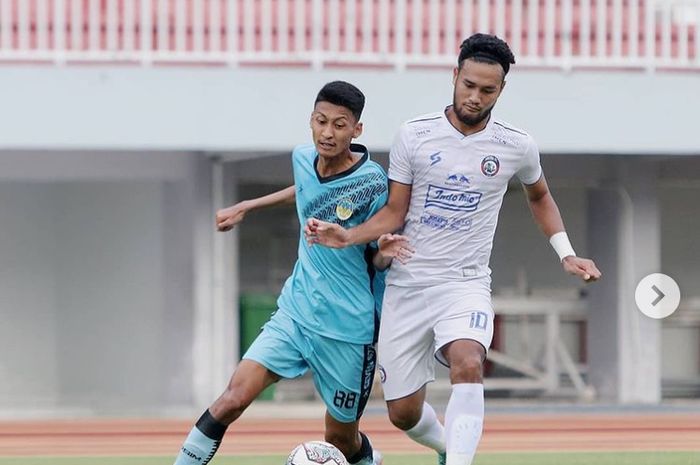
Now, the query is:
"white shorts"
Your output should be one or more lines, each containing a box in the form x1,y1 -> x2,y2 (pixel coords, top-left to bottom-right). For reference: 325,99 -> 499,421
377,280 -> 494,401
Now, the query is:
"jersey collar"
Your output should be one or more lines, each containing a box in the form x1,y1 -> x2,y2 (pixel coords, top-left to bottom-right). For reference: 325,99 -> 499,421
314,143 -> 370,184
441,105 -> 495,140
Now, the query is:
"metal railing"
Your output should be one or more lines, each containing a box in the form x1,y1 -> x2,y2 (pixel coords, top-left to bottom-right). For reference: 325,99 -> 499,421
0,0 -> 697,70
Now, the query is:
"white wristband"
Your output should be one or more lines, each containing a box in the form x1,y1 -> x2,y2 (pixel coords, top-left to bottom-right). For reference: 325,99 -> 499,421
549,231 -> 576,262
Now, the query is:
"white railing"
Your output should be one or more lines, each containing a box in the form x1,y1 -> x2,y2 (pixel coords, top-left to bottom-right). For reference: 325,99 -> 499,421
0,0 -> 698,70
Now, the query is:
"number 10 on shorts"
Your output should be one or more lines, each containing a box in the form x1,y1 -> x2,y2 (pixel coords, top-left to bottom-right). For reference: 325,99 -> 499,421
469,311 -> 489,330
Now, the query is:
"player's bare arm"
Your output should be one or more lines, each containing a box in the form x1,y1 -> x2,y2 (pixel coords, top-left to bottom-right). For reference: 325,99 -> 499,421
523,175 -> 602,282
372,233 -> 415,271
306,181 -> 412,248
216,185 -> 296,232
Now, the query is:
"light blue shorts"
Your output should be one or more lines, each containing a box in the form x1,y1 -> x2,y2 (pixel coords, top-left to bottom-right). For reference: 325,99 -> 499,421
243,310 -> 376,423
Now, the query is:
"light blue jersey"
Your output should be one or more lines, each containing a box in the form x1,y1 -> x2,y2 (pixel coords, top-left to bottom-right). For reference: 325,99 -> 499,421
276,143 -> 388,345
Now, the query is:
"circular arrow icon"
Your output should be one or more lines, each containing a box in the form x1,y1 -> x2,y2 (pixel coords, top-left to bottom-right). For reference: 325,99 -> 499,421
635,273 -> 681,319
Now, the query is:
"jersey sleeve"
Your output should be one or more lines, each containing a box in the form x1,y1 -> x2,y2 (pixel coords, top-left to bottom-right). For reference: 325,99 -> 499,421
290,145 -> 303,181
367,175 -> 389,217
366,168 -> 389,248
515,135 -> 543,185
387,124 -> 414,185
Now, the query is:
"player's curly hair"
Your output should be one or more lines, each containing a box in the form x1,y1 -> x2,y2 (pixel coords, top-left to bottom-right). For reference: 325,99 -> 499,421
458,33 -> 516,76
315,81 -> 366,121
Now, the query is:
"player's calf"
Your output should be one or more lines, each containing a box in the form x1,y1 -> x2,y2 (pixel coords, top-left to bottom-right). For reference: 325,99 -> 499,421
209,385 -> 255,424
386,395 -> 424,431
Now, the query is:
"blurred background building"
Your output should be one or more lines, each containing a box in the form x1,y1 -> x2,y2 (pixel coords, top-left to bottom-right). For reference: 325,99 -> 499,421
0,0 -> 699,417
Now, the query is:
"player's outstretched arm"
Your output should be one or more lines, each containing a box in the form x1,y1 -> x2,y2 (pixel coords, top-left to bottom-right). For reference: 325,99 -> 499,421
216,185 -> 295,232
372,233 -> 415,270
523,175 -> 602,282
305,181 -> 412,248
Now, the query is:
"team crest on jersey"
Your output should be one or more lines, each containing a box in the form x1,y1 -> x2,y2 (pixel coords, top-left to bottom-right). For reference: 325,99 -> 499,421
335,198 -> 354,220
481,155 -> 500,177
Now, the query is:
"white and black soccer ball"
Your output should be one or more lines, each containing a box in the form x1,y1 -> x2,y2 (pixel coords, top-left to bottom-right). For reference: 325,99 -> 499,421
285,440 -> 349,465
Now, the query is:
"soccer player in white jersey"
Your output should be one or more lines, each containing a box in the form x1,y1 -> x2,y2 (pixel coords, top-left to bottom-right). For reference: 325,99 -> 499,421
305,34 -> 602,465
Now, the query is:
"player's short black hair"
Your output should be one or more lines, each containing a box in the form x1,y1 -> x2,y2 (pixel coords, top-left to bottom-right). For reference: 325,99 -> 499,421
458,33 -> 516,76
314,81 -> 366,121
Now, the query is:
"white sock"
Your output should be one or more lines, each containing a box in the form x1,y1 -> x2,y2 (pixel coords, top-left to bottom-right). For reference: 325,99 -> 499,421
445,383 -> 484,465
405,402 -> 446,453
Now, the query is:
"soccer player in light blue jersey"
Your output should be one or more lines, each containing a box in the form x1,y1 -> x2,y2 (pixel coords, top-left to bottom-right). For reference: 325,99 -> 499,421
172,81 -> 408,465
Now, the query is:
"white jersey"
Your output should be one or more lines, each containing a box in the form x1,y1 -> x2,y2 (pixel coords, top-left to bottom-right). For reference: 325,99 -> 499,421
386,109 -> 542,287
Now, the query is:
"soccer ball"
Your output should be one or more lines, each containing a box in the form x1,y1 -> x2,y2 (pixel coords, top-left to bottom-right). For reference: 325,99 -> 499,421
285,440 -> 349,465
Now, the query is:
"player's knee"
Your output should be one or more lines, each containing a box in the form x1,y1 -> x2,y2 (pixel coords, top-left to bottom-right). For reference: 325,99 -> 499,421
449,352 -> 484,383
387,405 -> 421,431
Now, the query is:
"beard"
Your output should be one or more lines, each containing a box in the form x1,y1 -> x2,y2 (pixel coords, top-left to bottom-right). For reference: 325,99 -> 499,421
453,103 -> 491,127
452,92 -> 494,127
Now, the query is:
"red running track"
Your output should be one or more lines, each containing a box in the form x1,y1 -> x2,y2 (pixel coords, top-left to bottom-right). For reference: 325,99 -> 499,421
1,413 -> 699,457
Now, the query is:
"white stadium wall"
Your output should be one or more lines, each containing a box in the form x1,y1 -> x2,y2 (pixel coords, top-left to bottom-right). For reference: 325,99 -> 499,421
1,67 -> 700,155
1,64 -> 700,416
0,152 -> 231,416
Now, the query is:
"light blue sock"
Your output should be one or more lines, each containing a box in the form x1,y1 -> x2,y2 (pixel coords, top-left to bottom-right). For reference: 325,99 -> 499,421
173,427 -> 220,465
173,410 -> 227,465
